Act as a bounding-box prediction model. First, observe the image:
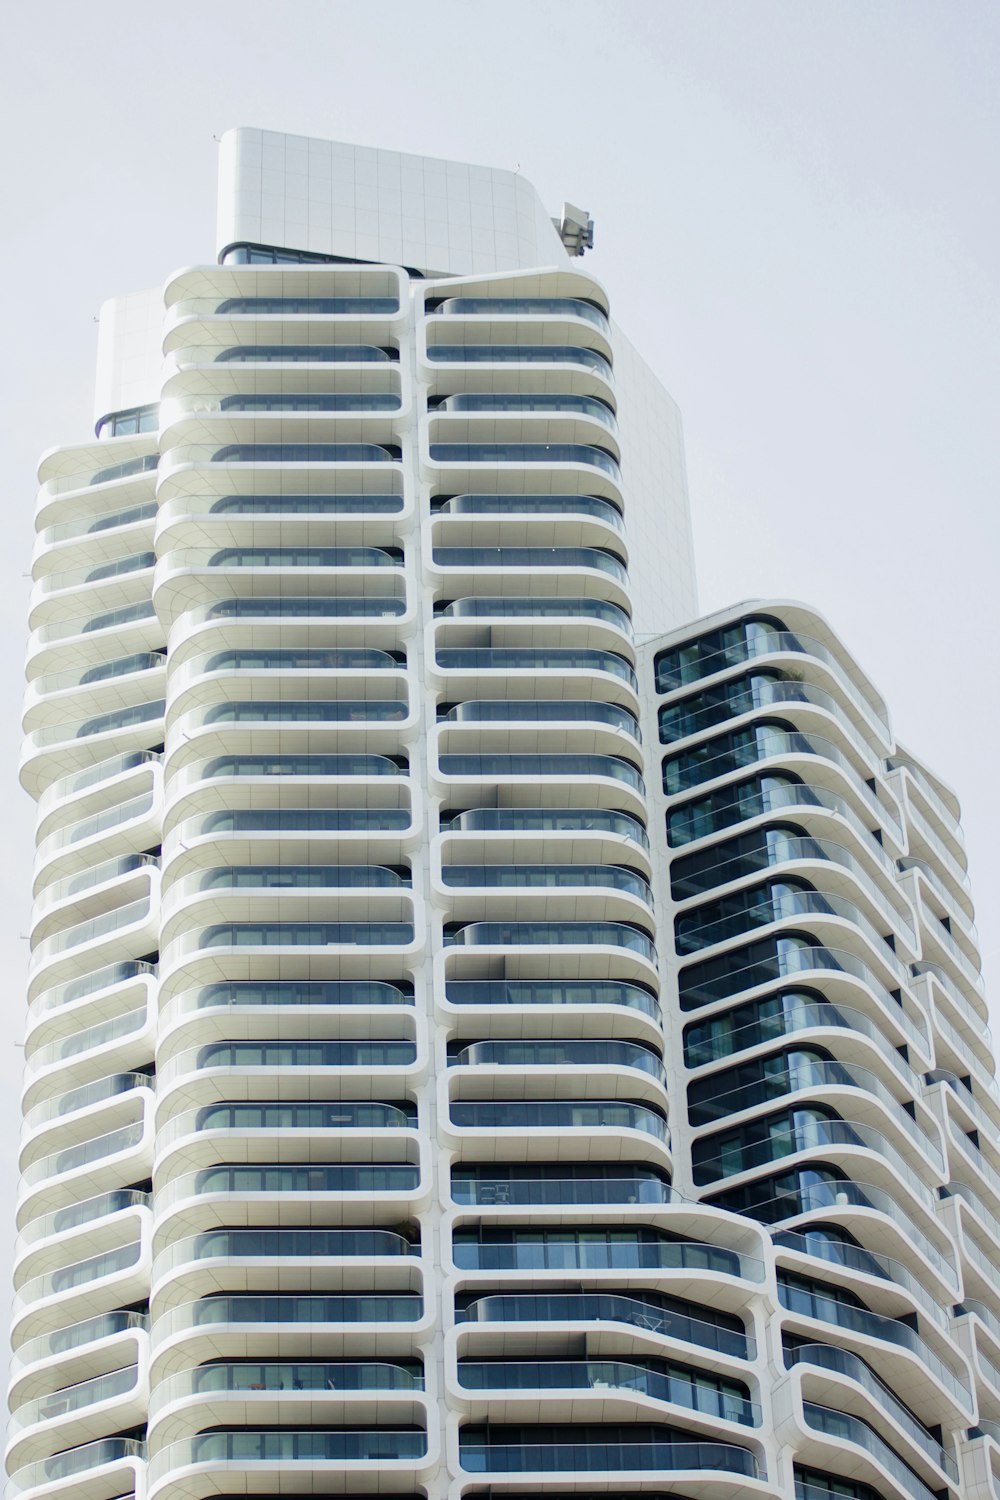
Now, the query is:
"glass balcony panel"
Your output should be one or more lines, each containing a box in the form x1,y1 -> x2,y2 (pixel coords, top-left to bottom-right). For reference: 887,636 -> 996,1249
457,1359 -> 757,1424
194,1039 -> 416,1067
445,980 -> 658,1017
452,1230 -> 761,1281
437,650 -> 636,688
440,699 -> 639,736
195,920 -> 413,950
456,1292 -> 750,1357
655,621 -> 890,740
458,1436 -> 757,1476
452,1174 -> 673,1207
440,750 -> 642,784
192,980 -> 412,1009
441,807 -> 649,848
434,393 -> 616,430
432,546 -> 627,583
442,865 -> 651,901
206,596 -> 404,620
444,921 -> 656,961
803,1402 -> 941,1500
199,808 -> 410,833
201,701 -> 408,725
449,1038 -> 662,1077
426,345 -> 613,380
208,343 -> 395,362
208,492 -> 402,515
193,1164 -> 419,1194
450,1101 -> 668,1140
434,494 -> 623,529
436,296 -> 610,331
164,442 -> 402,467
173,294 -> 400,315
184,1293 -> 422,1325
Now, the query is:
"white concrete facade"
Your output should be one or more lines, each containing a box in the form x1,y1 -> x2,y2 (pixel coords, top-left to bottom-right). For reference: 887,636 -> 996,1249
9,131 -> 1000,1500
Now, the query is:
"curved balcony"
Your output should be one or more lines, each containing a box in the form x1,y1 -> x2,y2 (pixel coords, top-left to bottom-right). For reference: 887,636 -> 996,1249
711,1169 -> 956,1294
22,1070 -> 151,1136
449,1037 -> 663,1079
434,493 -> 623,530
802,1401 -> 940,1500
452,1228 -> 763,1281
678,935 -> 927,1057
147,1430 -> 426,1493
200,596 -> 405,627
433,391 -> 616,432
456,1358 -> 758,1425
38,451 -> 158,501
432,543 -> 626,585
660,672 -> 880,773
444,921 -> 657,967
168,342 -> 397,367
675,881 -> 906,979
149,1358 -> 423,1421
687,1057 -> 941,1172
163,393 -> 402,428
449,1100 -> 668,1142
683,991 -> 921,1084
189,807 -> 411,837
458,1425 -> 760,1479
773,1226 -> 947,1330
16,1188 -> 149,1257
181,919 -> 416,955
672,828 -> 912,946
169,293 -> 400,317
152,1292 -> 423,1339
158,1038 -> 417,1094
38,858 -> 158,912
779,1283 -> 969,1408
11,1242 -> 144,1330
200,491 -> 403,519
439,752 -> 642,795
7,1435 -> 146,1499
667,776 -> 896,885
442,813 -> 649,862
441,863 -> 652,904
436,647 -> 636,690
30,900 -> 152,973
20,1119 -> 148,1192
434,295 -> 610,331
189,699 -> 409,730
692,1108 -> 938,1208
440,698 -> 639,738
452,1166 -> 673,1208
456,1291 -> 752,1358
162,979 -> 413,1018
10,1311 -> 148,1384
445,979 -> 659,1020
663,728 -> 901,844
425,343 -> 613,382
30,598 -> 159,653
155,1164 -> 420,1220
9,1362 -> 139,1439
655,619 -> 890,743
787,1344 -> 956,1481
152,1227 -> 418,1284
28,956 -> 154,1022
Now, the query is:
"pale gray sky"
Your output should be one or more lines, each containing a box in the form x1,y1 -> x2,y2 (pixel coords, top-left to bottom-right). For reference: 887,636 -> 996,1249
0,0 -> 997,1317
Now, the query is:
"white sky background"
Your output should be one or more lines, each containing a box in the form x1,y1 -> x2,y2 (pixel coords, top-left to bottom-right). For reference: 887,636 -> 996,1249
0,0 -> 997,1330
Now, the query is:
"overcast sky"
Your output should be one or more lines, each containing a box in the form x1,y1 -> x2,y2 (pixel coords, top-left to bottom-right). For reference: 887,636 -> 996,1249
0,0 -> 997,1318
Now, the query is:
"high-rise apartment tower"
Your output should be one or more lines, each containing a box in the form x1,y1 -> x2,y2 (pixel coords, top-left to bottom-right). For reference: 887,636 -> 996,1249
11,128 -> 1000,1500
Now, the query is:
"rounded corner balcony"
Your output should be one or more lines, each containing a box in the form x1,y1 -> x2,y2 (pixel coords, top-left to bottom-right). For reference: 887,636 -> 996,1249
426,443 -> 623,503
655,613 -> 892,751
421,340 -> 615,402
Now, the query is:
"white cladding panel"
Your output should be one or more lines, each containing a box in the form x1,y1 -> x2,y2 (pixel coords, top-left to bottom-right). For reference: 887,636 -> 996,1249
216,126 -> 570,276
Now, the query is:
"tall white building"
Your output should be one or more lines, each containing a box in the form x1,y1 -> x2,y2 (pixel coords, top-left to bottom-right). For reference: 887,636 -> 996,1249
10,127 -> 1000,1500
